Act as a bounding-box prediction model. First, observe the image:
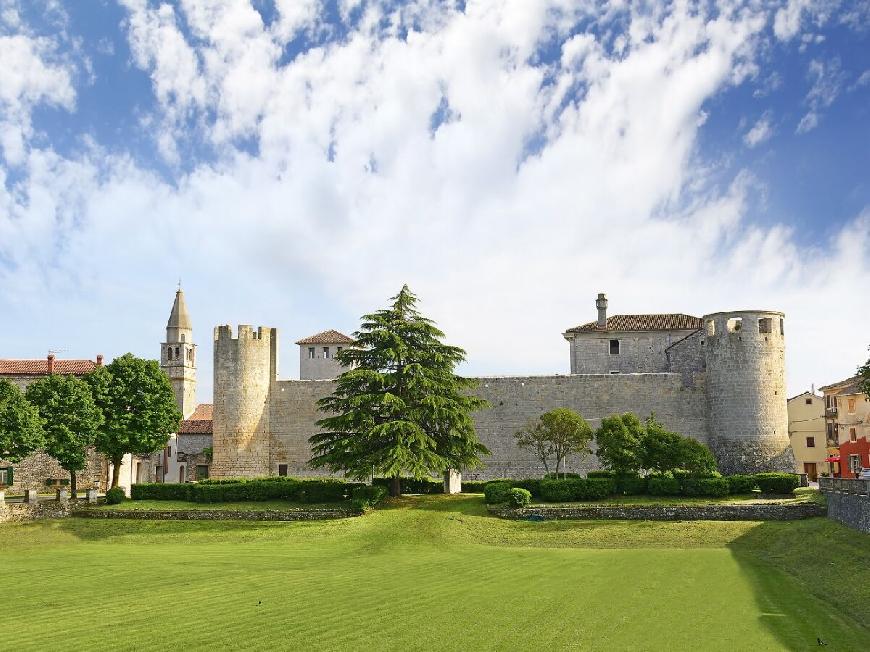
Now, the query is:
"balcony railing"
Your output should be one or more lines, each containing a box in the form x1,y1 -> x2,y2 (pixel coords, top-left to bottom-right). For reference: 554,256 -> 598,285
825,406 -> 838,417
819,477 -> 870,496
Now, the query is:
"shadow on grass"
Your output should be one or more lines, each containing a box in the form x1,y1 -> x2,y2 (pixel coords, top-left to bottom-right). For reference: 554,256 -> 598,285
380,494 -> 489,517
50,516 -> 295,542
728,518 -> 870,650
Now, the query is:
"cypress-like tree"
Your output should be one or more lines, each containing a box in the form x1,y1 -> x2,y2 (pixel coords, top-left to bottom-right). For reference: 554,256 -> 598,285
310,285 -> 489,496
26,374 -> 103,497
0,378 -> 44,464
86,354 -> 181,488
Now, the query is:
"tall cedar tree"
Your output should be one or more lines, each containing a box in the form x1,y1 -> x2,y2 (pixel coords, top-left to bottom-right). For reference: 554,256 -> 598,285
86,354 -> 181,488
310,285 -> 489,496
26,374 -> 103,497
0,378 -> 44,464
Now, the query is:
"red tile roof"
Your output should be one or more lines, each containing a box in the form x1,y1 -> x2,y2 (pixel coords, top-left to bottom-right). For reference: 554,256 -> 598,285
0,358 -> 98,376
566,314 -> 703,333
295,329 -> 355,345
179,403 -> 213,435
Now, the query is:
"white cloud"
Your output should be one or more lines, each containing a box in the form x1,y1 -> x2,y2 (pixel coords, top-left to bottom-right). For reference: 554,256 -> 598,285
0,0 -> 868,402
744,114 -> 773,147
796,57 -> 845,133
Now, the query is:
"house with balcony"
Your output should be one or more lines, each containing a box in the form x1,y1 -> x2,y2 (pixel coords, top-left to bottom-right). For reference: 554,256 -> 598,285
820,376 -> 870,478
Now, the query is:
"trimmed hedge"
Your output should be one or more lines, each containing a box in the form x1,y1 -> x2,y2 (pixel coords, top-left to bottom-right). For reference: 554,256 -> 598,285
647,476 -> 681,496
755,472 -> 799,495
616,475 -> 648,496
508,488 -> 532,508
681,476 -> 729,497
460,481 -> 489,493
539,478 -> 615,502
105,486 -> 126,504
372,477 -> 444,494
726,474 -> 757,495
586,470 -> 615,479
131,478 -> 364,503
484,481 -> 514,505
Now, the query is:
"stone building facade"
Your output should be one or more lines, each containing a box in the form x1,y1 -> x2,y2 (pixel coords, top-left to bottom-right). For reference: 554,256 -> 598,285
296,330 -> 354,380
211,294 -> 794,479
820,377 -> 870,478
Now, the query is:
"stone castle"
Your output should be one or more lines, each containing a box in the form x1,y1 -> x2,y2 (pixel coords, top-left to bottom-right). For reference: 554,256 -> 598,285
195,292 -> 792,479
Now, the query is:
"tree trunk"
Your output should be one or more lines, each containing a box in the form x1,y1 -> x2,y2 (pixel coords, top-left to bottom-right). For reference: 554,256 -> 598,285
390,475 -> 401,497
555,456 -> 562,479
69,470 -> 77,499
111,456 -> 122,488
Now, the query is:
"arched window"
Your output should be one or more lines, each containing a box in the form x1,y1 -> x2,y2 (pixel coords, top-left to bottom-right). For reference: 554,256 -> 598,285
175,346 -> 180,358
167,347 -> 173,360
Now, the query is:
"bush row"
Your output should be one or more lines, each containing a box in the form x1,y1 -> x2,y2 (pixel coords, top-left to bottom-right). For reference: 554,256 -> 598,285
479,471 -> 800,504
372,477 -> 444,494
351,485 -> 388,510
131,478 -> 365,503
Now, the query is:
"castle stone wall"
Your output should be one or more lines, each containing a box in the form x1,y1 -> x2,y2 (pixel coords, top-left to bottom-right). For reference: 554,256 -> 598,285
666,330 -> 706,387
569,329 -> 697,374
267,373 -> 708,481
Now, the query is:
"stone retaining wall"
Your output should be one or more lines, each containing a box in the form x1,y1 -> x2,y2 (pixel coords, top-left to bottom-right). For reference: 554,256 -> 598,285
72,508 -> 361,521
0,501 -> 76,523
489,502 -> 825,521
819,477 -> 870,533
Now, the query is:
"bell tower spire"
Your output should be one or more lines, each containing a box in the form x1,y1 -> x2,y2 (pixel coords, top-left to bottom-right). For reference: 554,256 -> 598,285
161,287 -> 197,419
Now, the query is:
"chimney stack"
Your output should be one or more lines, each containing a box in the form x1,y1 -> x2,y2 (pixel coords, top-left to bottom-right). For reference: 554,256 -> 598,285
596,293 -> 608,328
96,354 -> 104,367
47,353 -> 55,374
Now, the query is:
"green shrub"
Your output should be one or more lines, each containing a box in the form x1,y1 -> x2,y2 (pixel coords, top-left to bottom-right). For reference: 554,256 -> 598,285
539,478 -> 615,502
616,474 -> 648,495
681,477 -> 729,497
586,470 -> 615,479
544,472 -> 582,479
131,483 -> 191,501
647,476 -> 680,496
460,481 -> 488,493
484,481 -> 514,504
511,478 -> 542,498
372,477 -> 444,494
726,474 -> 757,494
755,472 -> 799,494
351,485 -> 388,510
508,488 -> 532,508
105,486 -> 126,504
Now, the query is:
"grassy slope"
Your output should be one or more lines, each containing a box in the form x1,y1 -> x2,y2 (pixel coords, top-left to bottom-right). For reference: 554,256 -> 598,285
2,495 -> 867,651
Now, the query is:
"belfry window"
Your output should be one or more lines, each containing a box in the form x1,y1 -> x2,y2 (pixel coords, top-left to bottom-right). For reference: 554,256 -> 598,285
167,347 -> 173,360
758,318 -> 772,334
609,339 -> 620,355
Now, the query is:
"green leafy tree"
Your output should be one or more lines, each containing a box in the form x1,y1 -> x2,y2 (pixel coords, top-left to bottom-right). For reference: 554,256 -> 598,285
310,285 -> 489,496
640,415 -> 716,476
86,354 -> 181,488
516,408 -> 592,478
859,351 -> 870,400
26,374 -> 103,497
0,379 -> 44,464
594,413 -> 645,474
514,420 -> 554,475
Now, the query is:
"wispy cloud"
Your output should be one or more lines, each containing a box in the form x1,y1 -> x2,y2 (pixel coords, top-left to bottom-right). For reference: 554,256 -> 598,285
744,113 -> 774,147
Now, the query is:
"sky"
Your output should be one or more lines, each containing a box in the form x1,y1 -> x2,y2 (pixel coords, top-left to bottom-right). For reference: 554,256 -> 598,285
0,0 -> 868,402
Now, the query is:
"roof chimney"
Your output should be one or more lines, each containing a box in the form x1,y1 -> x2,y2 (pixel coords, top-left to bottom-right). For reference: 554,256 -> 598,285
96,354 -> 104,367
596,293 -> 608,328
47,353 -> 55,374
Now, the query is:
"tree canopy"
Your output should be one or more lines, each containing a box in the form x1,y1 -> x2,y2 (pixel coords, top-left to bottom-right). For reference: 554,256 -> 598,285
310,285 -> 489,495
0,379 -> 44,464
26,374 -> 103,496
594,413 -> 645,474
515,408 -> 592,477
859,351 -> 870,400
86,354 -> 181,487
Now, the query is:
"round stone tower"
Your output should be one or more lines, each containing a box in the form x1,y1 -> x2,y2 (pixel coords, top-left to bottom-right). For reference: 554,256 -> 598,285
703,310 -> 793,474
211,325 -> 277,478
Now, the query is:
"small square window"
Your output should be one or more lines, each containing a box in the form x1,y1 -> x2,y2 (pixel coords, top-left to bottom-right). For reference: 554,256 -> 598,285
278,464 -> 288,477
805,397 -> 812,405
336,346 -> 342,354
806,437 -> 815,448
609,339 -> 620,355
308,347 -> 315,359
758,318 -> 772,334
323,347 -> 330,359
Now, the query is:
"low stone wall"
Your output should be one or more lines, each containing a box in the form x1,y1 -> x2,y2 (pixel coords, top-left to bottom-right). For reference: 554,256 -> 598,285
0,501 -> 76,523
489,502 -> 825,521
819,477 -> 870,533
72,508 -> 361,521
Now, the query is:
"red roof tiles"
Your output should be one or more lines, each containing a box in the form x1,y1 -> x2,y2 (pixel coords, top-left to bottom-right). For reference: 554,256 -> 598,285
295,329 -> 355,345
566,314 -> 703,333
179,403 -> 213,435
0,358 -> 98,376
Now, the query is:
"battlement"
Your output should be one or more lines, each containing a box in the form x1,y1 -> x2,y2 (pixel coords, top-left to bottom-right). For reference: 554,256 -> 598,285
703,310 -> 785,340
214,324 -> 274,342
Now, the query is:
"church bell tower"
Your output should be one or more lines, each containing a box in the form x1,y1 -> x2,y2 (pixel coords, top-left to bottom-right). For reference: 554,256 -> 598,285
161,288 -> 197,419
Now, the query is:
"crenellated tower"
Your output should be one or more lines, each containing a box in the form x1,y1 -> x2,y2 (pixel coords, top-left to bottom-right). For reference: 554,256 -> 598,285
703,310 -> 794,473
161,288 -> 197,419
211,325 -> 277,478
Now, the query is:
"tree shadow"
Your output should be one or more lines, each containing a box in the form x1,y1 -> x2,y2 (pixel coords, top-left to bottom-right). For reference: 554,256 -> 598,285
727,519 -> 870,650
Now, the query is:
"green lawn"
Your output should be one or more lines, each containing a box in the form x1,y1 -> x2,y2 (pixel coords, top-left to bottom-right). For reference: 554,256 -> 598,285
93,499 -> 349,511
2,495 -> 867,650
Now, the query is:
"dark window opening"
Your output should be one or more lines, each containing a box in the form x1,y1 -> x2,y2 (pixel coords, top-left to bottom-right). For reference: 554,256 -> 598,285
805,398 -> 812,405
196,465 -> 209,480
308,347 -> 315,359
758,318 -> 772,334
806,437 -> 815,448
609,339 -> 620,355
278,464 -> 288,477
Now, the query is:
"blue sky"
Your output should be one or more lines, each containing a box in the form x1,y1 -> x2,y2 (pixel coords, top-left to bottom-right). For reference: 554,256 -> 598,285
0,0 -> 868,400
